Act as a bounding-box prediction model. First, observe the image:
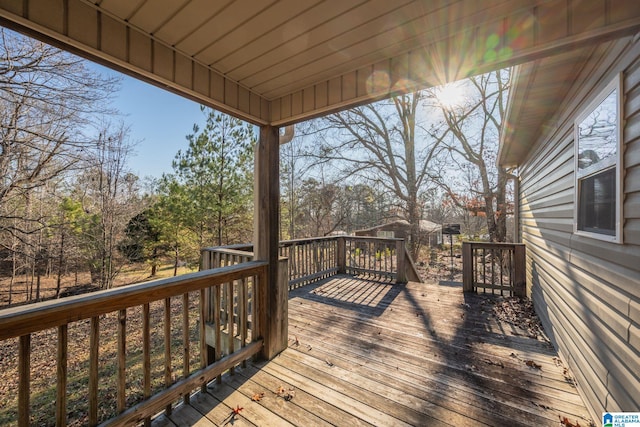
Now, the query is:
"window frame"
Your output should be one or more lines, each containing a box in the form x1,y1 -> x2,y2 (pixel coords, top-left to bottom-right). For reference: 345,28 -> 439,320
573,73 -> 623,243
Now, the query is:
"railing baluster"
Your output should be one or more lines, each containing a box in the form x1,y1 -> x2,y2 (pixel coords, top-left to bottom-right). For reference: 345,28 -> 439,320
182,293 -> 190,405
499,250 -> 504,296
163,298 -> 172,416
239,277 -> 248,368
56,324 -> 67,427
491,248 -> 496,295
227,281 -> 235,374
510,248 -> 514,294
117,309 -> 127,414
213,285 -> 222,384
89,316 -> 99,425
18,334 -> 30,427
143,303 -> 151,427
199,288 -> 208,393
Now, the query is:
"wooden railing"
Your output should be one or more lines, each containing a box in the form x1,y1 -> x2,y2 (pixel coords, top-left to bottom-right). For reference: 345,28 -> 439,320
201,247 -> 289,361
203,236 -> 422,290
343,236 -> 416,282
462,242 -> 526,297
0,261 -> 267,426
279,237 -> 339,288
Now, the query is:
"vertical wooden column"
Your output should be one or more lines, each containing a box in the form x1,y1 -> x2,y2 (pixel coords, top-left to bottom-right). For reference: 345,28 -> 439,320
254,125 -> 286,359
396,240 -> 407,283
462,242 -> 473,292
513,244 -> 526,298
336,237 -> 346,274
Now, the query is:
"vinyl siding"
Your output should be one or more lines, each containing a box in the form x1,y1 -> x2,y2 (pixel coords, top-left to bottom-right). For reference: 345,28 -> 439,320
518,36 -> 640,420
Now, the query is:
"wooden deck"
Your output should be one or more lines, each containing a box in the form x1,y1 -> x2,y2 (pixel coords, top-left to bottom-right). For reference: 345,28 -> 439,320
152,275 -> 593,426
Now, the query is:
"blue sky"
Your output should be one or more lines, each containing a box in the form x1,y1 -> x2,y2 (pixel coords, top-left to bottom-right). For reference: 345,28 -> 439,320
97,64 -> 206,180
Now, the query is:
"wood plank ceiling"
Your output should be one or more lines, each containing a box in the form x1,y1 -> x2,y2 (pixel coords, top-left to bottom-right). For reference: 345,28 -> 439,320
1,0 -> 640,126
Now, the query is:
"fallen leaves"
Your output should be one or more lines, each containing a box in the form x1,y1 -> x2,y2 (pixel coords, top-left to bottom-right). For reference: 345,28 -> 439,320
525,360 -> 542,370
251,392 -> 265,402
511,352 -> 542,370
483,358 -> 504,368
488,297 -> 548,341
559,415 -> 582,427
232,405 -> 244,415
276,385 -> 295,401
531,401 -> 552,410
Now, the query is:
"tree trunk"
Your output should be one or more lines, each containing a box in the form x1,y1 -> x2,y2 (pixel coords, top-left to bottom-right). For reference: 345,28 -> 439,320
173,247 -> 179,277
35,274 -> 41,302
407,197 -> 422,260
56,231 -> 64,298
150,247 -> 158,277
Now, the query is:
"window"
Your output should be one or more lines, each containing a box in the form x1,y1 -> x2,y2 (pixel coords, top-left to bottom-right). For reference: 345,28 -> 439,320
574,74 -> 623,242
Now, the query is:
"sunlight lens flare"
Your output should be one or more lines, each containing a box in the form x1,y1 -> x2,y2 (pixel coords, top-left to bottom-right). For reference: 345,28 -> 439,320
434,82 -> 467,109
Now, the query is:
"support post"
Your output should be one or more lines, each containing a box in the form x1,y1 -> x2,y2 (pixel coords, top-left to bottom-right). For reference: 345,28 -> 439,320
254,125 -> 286,359
462,242 -> 473,292
513,244 -> 526,297
396,240 -> 407,283
336,236 -> 346,274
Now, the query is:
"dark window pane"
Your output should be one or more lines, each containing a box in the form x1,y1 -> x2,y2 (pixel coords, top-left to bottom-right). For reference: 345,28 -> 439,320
578,168 -> 615,235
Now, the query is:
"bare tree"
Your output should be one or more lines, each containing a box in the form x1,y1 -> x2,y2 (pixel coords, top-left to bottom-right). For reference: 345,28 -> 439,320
72,122 -> 140,289
310,92 -> 436,258
425,70 -> 512,242
0,27 -> 120,296
280,132 -> 314,240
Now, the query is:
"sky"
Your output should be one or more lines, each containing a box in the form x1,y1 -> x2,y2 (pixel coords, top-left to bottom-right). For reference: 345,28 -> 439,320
95,63 -> 206,180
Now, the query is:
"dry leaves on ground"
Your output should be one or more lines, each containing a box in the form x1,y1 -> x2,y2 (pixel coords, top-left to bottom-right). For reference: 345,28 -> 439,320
487,297 -> 548,341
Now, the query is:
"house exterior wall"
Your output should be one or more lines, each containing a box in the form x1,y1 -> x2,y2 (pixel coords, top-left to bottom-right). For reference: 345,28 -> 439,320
518,36 -> 640,420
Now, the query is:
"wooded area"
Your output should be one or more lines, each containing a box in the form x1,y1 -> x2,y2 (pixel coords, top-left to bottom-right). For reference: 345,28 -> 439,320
0,27 -> 513,307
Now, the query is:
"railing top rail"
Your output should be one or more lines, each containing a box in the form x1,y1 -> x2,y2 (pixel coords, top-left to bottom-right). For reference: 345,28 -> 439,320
280,235 -> 405,245
203,235 -> 408,251
0,260 -> 268,341
464,241 -> 525,249
347,235 -> 405,242
279,236 -> 339,245
201,247 -> 254,257
202,243 -> 253,252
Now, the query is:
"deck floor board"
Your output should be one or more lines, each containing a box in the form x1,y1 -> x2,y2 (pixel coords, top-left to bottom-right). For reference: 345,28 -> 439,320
154,276 -> 593,426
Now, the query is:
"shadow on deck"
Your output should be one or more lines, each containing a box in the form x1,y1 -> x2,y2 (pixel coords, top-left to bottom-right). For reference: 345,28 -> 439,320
153,275 -> 592,426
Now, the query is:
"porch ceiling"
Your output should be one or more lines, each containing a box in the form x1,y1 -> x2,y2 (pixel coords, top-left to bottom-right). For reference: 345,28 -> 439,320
1,0 -> 640,126
498,45 -> 597,167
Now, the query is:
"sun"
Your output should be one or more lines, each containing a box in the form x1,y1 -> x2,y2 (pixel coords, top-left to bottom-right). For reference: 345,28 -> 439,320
434,82 -> 467,109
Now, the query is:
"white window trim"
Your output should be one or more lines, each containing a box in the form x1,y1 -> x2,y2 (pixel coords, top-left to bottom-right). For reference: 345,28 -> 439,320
573,73 -> 623,243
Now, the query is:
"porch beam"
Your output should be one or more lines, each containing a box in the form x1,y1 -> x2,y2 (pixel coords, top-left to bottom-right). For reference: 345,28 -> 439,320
0,0 -> 270,126
271,7 -> 640,125
254,125 -> 286,359
1,1 -> 639,128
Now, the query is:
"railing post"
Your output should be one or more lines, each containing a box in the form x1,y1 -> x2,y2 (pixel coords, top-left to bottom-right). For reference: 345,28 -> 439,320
513,244 -> 526,297
277,257 -> 289,351
396,240 -> 407,283
254,125 -> 285,359
337,236 -> 346,274
462,242 -> 473,292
